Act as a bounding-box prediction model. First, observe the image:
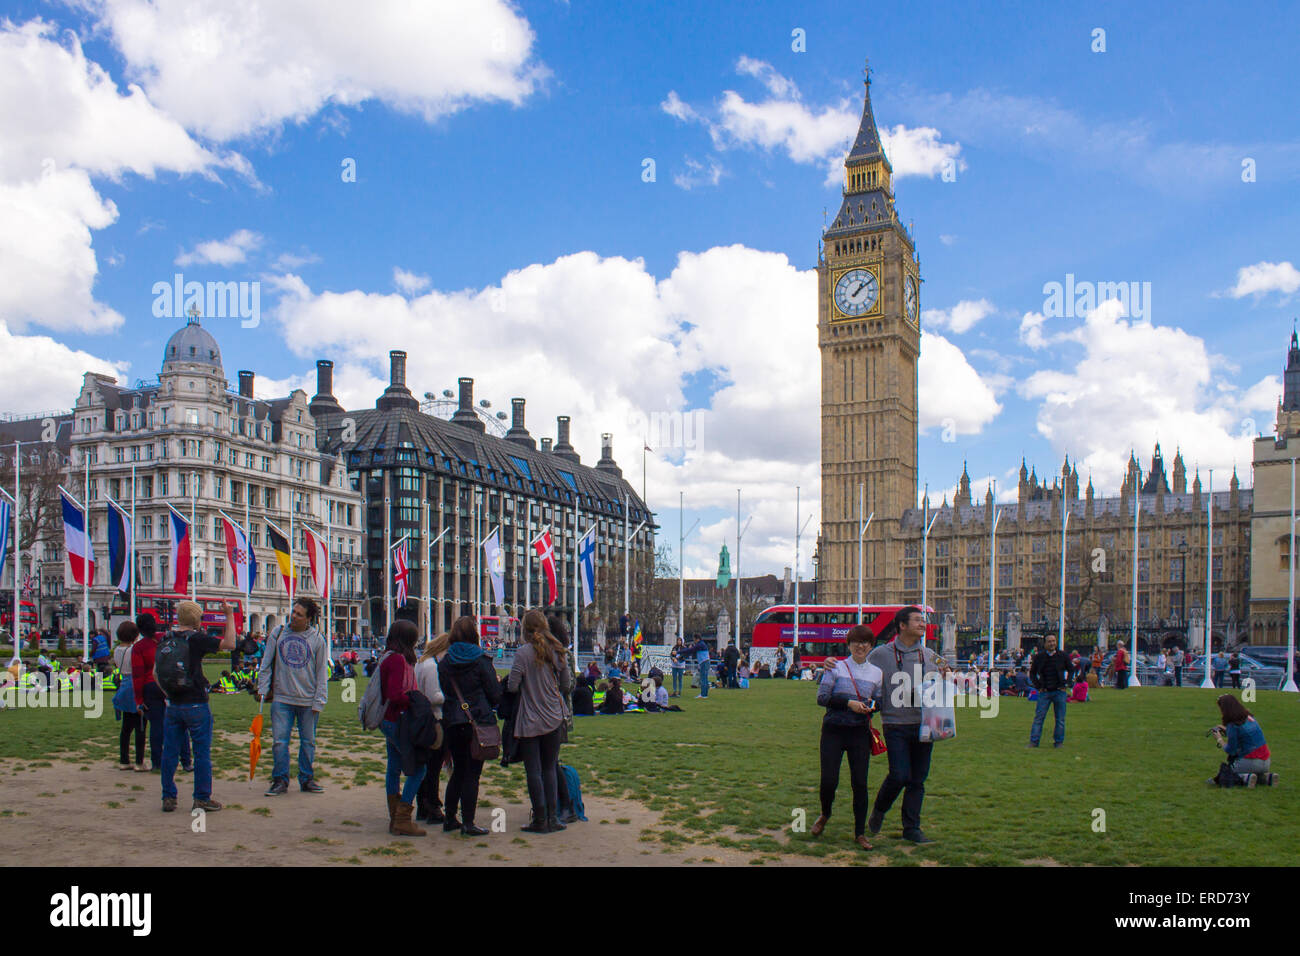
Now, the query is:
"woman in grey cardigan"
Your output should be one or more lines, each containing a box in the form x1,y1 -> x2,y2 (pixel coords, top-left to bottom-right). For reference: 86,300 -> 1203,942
508,609 -> 574,833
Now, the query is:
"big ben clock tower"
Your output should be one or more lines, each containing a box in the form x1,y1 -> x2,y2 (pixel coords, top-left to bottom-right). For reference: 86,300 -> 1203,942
818,60 -> 920,605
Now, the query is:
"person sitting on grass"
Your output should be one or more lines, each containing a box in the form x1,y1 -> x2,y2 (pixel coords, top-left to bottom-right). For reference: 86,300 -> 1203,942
1068,677 -> 1090,703
1209,694 -> 1278,788
599,677 -> 625,714
571,675 -> 595,716
1013,667 -> 1031,696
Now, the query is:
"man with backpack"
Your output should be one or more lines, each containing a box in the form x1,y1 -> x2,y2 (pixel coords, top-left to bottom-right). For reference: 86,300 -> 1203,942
258,597 -> 329,796
157,600 -> 237,813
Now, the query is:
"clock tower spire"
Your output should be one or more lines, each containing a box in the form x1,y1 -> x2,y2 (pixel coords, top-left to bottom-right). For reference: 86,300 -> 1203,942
817,59 -> 921,606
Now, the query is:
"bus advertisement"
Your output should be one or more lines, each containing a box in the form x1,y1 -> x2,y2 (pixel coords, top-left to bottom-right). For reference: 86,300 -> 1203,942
110,594 -> 245,638
750,604 -> 937,663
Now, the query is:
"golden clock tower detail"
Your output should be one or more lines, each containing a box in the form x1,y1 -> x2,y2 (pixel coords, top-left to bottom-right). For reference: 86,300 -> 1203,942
818,61 -> 920,605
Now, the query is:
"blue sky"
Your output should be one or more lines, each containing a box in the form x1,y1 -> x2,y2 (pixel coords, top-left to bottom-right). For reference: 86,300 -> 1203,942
1,0 -> 1298,578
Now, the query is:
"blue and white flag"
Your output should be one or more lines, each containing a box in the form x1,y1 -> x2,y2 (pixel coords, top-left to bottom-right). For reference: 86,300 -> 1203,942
483,528 -> 505,608
578,527 -> 596,607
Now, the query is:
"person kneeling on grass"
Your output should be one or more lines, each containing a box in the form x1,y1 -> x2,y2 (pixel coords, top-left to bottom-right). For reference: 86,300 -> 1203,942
1068,678 -> 1090,703
1209,694 -> 1278,788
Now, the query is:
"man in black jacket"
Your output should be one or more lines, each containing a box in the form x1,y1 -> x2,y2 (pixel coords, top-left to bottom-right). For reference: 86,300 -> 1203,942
1027,635 -> 1071,748
723,641 -> 741,689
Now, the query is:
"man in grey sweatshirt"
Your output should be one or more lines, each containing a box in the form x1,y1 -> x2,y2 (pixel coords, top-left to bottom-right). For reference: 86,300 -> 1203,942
258,597 -> 329,795
865,606 -> 948,845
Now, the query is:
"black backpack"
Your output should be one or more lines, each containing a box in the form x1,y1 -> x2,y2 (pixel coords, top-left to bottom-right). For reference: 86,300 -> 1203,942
154,629 -> 198,699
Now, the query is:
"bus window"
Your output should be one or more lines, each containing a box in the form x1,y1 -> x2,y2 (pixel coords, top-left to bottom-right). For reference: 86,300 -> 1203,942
758,611 -> 792,625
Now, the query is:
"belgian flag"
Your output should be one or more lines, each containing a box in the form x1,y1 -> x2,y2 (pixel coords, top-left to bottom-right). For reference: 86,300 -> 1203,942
265,520 -> 296,597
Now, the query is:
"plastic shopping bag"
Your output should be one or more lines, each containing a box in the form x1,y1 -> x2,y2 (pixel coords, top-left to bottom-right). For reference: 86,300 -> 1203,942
918,673 -> 957,742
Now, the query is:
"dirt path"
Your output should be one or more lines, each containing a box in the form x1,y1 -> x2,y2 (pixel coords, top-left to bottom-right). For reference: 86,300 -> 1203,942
0,756 -> 811,867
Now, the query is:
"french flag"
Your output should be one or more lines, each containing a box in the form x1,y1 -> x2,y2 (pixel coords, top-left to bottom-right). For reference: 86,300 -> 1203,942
60,489 -> 95,586
168,507 -> 191,595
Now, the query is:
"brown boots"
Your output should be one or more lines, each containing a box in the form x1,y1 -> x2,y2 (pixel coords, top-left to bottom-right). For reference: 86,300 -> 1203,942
390,801 -> 426,837
387,793 -> 399,829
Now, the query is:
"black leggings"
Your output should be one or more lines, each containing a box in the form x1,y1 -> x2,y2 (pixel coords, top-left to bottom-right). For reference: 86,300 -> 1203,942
819,723 -> 872,836
119,711 -> 145,765
517,727 -> 563,821
416,742 -> 445,815
444,723 -> 485,826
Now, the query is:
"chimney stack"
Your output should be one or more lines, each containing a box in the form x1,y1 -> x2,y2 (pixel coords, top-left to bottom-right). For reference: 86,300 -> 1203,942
309,359 -> 344,418
505,397 -> 535,449
541,437 -> 553,453
450,376 -> 485,432
553,415 -> 580,463
375,349 -> 418,411
595,431 -> 622,477
238,370 -> 254,398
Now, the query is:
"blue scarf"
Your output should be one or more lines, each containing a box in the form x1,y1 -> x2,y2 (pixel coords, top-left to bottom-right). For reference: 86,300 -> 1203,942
447,642 -> 485,665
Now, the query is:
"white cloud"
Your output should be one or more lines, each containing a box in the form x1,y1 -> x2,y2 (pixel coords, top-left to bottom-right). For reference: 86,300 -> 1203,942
84,0 -> 547,141
1228,261 -> 1300,298
0,19 -> 244,334
270,250 -> 320,270
1018,301 -> 1256,493
175,228 -> 262,266
917,331 -> 1003,435
0,320 -> 125,413
666,58 -> 964,184
267,245 -> 820,572
922,298 -> 995,334
393,267 -> 431,295
672,157 -> 724,191
939,234 -> 956,246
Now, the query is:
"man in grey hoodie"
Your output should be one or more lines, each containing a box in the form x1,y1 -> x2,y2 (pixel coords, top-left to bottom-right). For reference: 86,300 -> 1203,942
258,597 -> 330,795
865,605 -> 949,845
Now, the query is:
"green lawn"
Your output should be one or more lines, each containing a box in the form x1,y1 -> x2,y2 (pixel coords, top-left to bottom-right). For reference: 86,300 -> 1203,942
2,664 -> 1295,865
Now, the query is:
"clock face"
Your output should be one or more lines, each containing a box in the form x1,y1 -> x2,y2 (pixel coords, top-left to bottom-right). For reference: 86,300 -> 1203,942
905,275 -> 917,319
834,268 -> 878,317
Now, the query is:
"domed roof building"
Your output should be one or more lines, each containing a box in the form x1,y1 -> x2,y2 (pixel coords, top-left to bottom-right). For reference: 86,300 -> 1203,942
162,307 -> 224,373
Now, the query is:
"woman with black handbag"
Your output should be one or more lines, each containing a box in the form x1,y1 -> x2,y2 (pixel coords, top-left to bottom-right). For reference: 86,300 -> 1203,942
811,625 -> 884,851
437,617 -> 502,837
508,610 -> 573,834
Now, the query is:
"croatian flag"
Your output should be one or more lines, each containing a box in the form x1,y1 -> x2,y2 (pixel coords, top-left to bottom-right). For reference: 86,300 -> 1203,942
60,489 -> 95,586
302,525 -> 330,601
393,538 -> 410,607
533,530 -> 557,605
578,527 -> 596,608
221,512 -> 256,595
168,507 -> 191,595
104,497 -> 133,595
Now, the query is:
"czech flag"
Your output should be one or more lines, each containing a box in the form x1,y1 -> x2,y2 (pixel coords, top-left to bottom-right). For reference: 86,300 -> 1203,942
60,488 -> 95,586
167,506 -> 190,595
302,525 -> 330,601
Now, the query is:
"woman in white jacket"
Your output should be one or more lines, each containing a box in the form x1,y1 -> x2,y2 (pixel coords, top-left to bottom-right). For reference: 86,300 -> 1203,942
414,633 -> 448,823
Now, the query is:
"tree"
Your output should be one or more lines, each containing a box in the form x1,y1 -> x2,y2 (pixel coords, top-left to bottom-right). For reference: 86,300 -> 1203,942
0,437 -> 68,556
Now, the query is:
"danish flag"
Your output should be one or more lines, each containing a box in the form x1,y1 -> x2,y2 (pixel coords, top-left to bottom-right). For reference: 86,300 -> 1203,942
392,538 -> 410,607
533,530 -> 557,606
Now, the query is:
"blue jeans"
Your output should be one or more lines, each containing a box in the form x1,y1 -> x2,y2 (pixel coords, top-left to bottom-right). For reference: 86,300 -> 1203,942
1029,689 -> 1067,746
271,702 -> 319,784
873,724 -> 933,835
162,702 -> 213,801
697,662 -> 710,697
671,667 -> 684,695
381,719 -> 427,804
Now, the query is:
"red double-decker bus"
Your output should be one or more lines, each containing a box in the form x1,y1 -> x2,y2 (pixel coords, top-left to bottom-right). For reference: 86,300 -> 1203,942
111,594 -> 245,638
751,604 -> 937,663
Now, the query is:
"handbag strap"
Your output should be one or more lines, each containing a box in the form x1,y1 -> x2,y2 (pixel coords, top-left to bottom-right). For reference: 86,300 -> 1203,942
839,657 -> 872,721
446,673 -> 474,719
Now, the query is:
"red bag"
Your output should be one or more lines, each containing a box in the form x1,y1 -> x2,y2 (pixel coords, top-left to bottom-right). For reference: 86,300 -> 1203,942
839,657 -> 887,755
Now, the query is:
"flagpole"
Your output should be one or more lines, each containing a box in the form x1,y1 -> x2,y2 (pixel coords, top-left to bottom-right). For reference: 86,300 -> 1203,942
525,517 -> 532,616
189,470 -> 197,603
572,503 -> 578,664
83,446 -> 90,662
289,499 -> 295,610
326,500 -> 334,661
624,494 -> 630,619
420,475 -> 429,643
12,441 -> 19,662
1201,470 -> 1215,688
126,464 -> 134,622
245,491 -> 251,630
384,472 -> 392,634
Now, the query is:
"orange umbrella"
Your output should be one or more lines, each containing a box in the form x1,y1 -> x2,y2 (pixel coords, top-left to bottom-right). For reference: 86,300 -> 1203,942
248,704 -> 264,781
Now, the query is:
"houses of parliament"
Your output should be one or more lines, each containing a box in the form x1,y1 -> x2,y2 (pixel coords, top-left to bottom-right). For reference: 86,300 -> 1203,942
817,62 -> 1293,645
